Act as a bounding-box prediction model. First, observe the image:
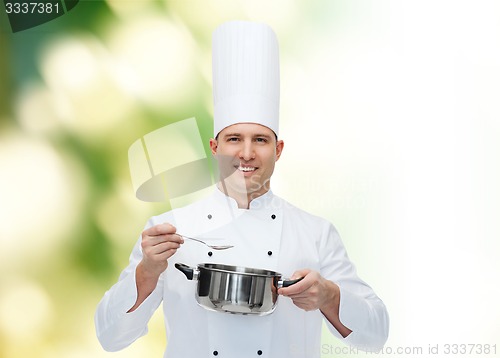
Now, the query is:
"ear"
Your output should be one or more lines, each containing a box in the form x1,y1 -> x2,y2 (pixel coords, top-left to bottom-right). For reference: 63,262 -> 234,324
209,138 -> 218,155
275,140 -> 284,161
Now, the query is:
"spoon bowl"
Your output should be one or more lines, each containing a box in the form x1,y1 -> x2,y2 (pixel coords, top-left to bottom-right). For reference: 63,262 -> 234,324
178,233 -> 234,250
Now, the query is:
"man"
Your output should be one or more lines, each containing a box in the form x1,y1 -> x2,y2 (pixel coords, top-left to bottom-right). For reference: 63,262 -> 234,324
95,20 -> 389,357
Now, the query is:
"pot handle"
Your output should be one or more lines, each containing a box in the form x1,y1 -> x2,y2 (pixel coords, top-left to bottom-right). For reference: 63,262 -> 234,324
175,263 -> 198,280
278,276 -> 304,288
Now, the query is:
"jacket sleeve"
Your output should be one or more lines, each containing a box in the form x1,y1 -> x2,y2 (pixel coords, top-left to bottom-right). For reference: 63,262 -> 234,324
94,220 -> 164,352
320,223 -> 389,352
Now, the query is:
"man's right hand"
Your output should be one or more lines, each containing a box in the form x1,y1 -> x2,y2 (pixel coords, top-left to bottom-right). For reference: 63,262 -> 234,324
140,223 -> 184,277
128,223 -> 183,313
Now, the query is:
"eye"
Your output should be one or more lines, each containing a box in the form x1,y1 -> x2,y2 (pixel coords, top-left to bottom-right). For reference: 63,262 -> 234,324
227,137 -> 240,142
255,137 -> 268,143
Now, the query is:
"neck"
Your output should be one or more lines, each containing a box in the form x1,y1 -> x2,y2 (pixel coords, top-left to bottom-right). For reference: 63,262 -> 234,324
217,181 -> 270,209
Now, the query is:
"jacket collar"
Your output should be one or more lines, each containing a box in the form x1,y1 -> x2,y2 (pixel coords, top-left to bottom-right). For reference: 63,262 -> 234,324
212,186 -> 276,211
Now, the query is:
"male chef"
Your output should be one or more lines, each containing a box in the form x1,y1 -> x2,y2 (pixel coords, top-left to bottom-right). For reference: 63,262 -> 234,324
95,20 -> 389,357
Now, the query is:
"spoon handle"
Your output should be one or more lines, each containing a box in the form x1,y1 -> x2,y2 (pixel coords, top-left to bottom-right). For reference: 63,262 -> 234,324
177,234 -> 207,246
177,233 -> 234,250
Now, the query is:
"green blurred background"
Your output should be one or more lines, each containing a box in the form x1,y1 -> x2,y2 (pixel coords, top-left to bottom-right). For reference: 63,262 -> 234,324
1,1 -> 499,357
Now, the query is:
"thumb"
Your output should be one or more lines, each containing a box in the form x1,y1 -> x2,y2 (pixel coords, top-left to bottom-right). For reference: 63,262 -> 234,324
290,268 -> 311,280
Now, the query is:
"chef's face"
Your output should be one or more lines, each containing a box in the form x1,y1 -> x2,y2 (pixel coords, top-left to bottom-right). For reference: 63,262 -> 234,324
210,123 -> 284,201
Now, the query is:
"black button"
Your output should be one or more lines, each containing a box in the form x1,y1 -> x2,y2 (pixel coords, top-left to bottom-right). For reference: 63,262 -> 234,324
208,251 -> 213,257
257,350 -> 263,355
267,251 -> 273,256
208,214 -> 213,219
213,351 -> 218,356
271,214 -> 276,220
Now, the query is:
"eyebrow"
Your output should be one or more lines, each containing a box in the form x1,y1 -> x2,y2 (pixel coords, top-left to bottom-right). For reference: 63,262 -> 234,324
222,133 -> 273,139
222,133 -> 241,138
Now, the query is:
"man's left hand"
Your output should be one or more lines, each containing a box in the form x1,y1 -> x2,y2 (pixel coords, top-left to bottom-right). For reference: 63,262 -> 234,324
278,269 -> 337,312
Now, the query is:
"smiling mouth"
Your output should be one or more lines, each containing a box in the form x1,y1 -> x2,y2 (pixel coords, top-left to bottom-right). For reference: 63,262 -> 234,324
237,165 -> 257,173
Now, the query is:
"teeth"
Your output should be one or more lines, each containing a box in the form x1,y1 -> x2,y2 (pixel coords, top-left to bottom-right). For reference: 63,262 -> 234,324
238,166 -> 256,172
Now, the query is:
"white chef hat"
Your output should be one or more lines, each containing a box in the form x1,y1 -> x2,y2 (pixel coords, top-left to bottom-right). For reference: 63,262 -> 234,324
212,20 -> 280,137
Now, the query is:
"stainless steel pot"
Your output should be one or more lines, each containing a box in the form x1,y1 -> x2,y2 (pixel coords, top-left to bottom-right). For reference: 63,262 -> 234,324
175,262 -> 302,315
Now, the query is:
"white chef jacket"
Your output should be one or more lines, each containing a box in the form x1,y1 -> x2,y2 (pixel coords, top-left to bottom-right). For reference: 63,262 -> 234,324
95,188 -> 389,357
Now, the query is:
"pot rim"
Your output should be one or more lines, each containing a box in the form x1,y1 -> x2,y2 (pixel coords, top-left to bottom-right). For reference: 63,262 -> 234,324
198,263 -> 281,278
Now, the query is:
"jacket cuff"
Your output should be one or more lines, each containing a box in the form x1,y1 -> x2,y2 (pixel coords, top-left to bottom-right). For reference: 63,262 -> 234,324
110,269 -> 163,320
109,271 -> 138,316
323,285 -> 369,342
324,285 -> 387,352
96,269 -> 164,351
337,285 -> 370,333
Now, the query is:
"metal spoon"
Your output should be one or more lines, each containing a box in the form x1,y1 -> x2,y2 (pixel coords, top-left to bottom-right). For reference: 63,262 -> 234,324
177,233 -> 234,250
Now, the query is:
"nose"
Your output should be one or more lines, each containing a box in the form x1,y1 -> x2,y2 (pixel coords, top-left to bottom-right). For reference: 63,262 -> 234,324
238,141 -> 255,161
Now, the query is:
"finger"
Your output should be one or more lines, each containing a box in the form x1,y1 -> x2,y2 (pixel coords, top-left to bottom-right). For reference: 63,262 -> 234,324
289,294 -> 320,307
156,247 -> 180,261
290,269 -> 312,280
288,293 -> 322,311
144,247 -> 180,264
279,271 -> 314,296
279,281 -> 311,296
286,290 -> 316,299
151,233 -> 184,244
143,232 -> 184,247
143,241 -> 182,257
143,223 -> 177,237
